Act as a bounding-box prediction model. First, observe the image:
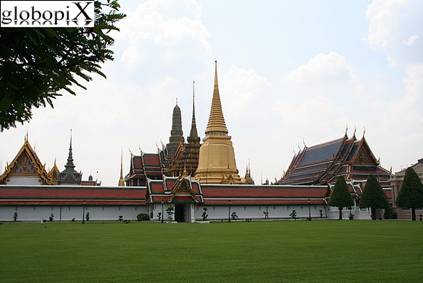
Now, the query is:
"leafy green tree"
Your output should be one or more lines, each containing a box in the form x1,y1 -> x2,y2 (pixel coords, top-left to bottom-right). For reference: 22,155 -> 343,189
0,0 -> 125,131
360,175 -> 388,220
396,167 -> 423,221
329,176 -> 354,220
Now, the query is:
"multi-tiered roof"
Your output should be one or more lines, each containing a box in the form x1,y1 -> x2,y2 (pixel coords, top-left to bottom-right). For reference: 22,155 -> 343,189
279,133 -> 391,186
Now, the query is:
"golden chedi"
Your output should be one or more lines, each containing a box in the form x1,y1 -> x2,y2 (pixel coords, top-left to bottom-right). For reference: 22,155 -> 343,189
195,61 -> 241,184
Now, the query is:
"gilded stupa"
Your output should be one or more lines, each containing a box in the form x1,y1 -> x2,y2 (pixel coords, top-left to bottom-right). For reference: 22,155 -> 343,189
195,61 -> 241,184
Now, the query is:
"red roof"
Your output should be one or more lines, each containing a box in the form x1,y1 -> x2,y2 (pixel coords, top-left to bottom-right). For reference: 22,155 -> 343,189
201,185 -> 328,198
204,199 -> 326,205
150,182 -> 164,193
143,154 -> 161,166
132,156 -> 143,170
0,186 -> 146,206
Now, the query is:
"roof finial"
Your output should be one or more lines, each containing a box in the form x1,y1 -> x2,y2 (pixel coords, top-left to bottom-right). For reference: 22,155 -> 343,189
176,97 -> 178,106
303,138 -> 307,148
353,127 -> 357,137
362,127 -> 366,138
345,124 -> 348,136
69,129 -> 73,151
24,130 -> 29,142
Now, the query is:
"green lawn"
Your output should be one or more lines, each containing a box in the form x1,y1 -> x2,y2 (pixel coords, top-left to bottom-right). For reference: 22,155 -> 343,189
0,221 -> 422,282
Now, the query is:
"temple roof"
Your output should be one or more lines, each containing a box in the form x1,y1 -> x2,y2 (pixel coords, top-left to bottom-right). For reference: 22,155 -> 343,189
205,61 -> 228,135
0,185 -> 146,205
280,133 -> 390,185
0,137 -> 52,185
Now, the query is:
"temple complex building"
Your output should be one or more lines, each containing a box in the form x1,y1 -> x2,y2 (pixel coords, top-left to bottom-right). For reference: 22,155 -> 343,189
195,61 -> 242,184
279,133 -> 391,187
125,153 -> 163,186
0,61 -> 397,222
168,81 -> 201,177
0,136 -> 54,185
0,134 -> 99,186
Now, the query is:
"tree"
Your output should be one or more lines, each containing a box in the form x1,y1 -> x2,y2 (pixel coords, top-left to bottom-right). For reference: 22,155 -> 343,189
0,0 -> 125,131
396,167 -> 423,221
329,176 -> 354,220
360,175 -> 388,220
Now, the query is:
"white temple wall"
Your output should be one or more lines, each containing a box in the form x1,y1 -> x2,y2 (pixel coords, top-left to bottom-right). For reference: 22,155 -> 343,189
194,205 -> 327,220
150,203 -> 175,221
0,206 -> 147,221
1,204 -> 373,221
6,176 -> 42,185
326,206 -> 371,220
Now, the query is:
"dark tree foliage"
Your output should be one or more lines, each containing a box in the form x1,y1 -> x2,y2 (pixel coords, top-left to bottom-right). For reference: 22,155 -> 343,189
0,0 -> 125,131
329,176 -> 354,220
360,175 -> 388,220
396,167 -> 423,221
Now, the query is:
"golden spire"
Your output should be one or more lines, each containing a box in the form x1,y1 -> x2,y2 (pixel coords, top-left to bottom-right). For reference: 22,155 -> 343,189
205,60 -> 228,135
118,150 -> 125,187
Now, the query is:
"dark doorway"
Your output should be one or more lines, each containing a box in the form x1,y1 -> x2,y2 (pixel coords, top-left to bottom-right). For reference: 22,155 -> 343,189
175,204 -> 185,222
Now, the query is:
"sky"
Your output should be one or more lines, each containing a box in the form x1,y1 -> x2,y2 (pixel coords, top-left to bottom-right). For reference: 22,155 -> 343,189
1,0 -> 422,185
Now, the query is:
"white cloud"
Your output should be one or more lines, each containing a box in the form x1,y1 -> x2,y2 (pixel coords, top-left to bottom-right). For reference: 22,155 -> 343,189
367,0 -> 423,65
220,64 -> 272,119
117,0 -> 211,72
288,52 -> 354,86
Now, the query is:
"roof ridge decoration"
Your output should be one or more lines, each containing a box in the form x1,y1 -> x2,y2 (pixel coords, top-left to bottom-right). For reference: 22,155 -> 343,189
0,137 -> 53,184
205,60 -> 228,136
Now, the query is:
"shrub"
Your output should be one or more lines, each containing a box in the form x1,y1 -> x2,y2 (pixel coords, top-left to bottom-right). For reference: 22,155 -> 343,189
137,213 -> 150,221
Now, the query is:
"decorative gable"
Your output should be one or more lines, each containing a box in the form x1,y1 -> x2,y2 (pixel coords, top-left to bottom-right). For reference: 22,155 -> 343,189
0,138 -> 53,185
351,139 -> 378,166
11,152 -> 38,175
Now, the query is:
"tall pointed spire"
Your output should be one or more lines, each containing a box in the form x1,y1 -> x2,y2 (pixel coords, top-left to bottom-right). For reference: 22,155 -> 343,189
58,129 -> 82,185
118,149 -> 125,187
205,60 -> 228,135
189,80 -> 199,139
195,61 -> 241,184
65,129 -> 75,170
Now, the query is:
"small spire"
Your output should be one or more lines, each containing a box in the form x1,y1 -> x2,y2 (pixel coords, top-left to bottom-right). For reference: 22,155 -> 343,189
362,128 -> 366,138
118,149 -> 125,187
24,130 -> 29,142
189,80 -> 199,139
176,97 -> 178,105
345,124 -> 348,136
214,60 -> 218,90
353,127 -> 357,137
65,129 -> 75,170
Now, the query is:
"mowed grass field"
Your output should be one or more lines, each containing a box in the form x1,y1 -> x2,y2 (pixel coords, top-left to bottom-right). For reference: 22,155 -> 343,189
0,221 -> 422,282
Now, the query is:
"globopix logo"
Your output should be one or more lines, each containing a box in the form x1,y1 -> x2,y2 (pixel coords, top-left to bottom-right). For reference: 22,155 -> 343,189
0,1 -> 95,27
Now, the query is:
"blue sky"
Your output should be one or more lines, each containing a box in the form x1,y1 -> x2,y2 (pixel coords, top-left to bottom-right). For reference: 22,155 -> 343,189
1,0 -> 422,185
